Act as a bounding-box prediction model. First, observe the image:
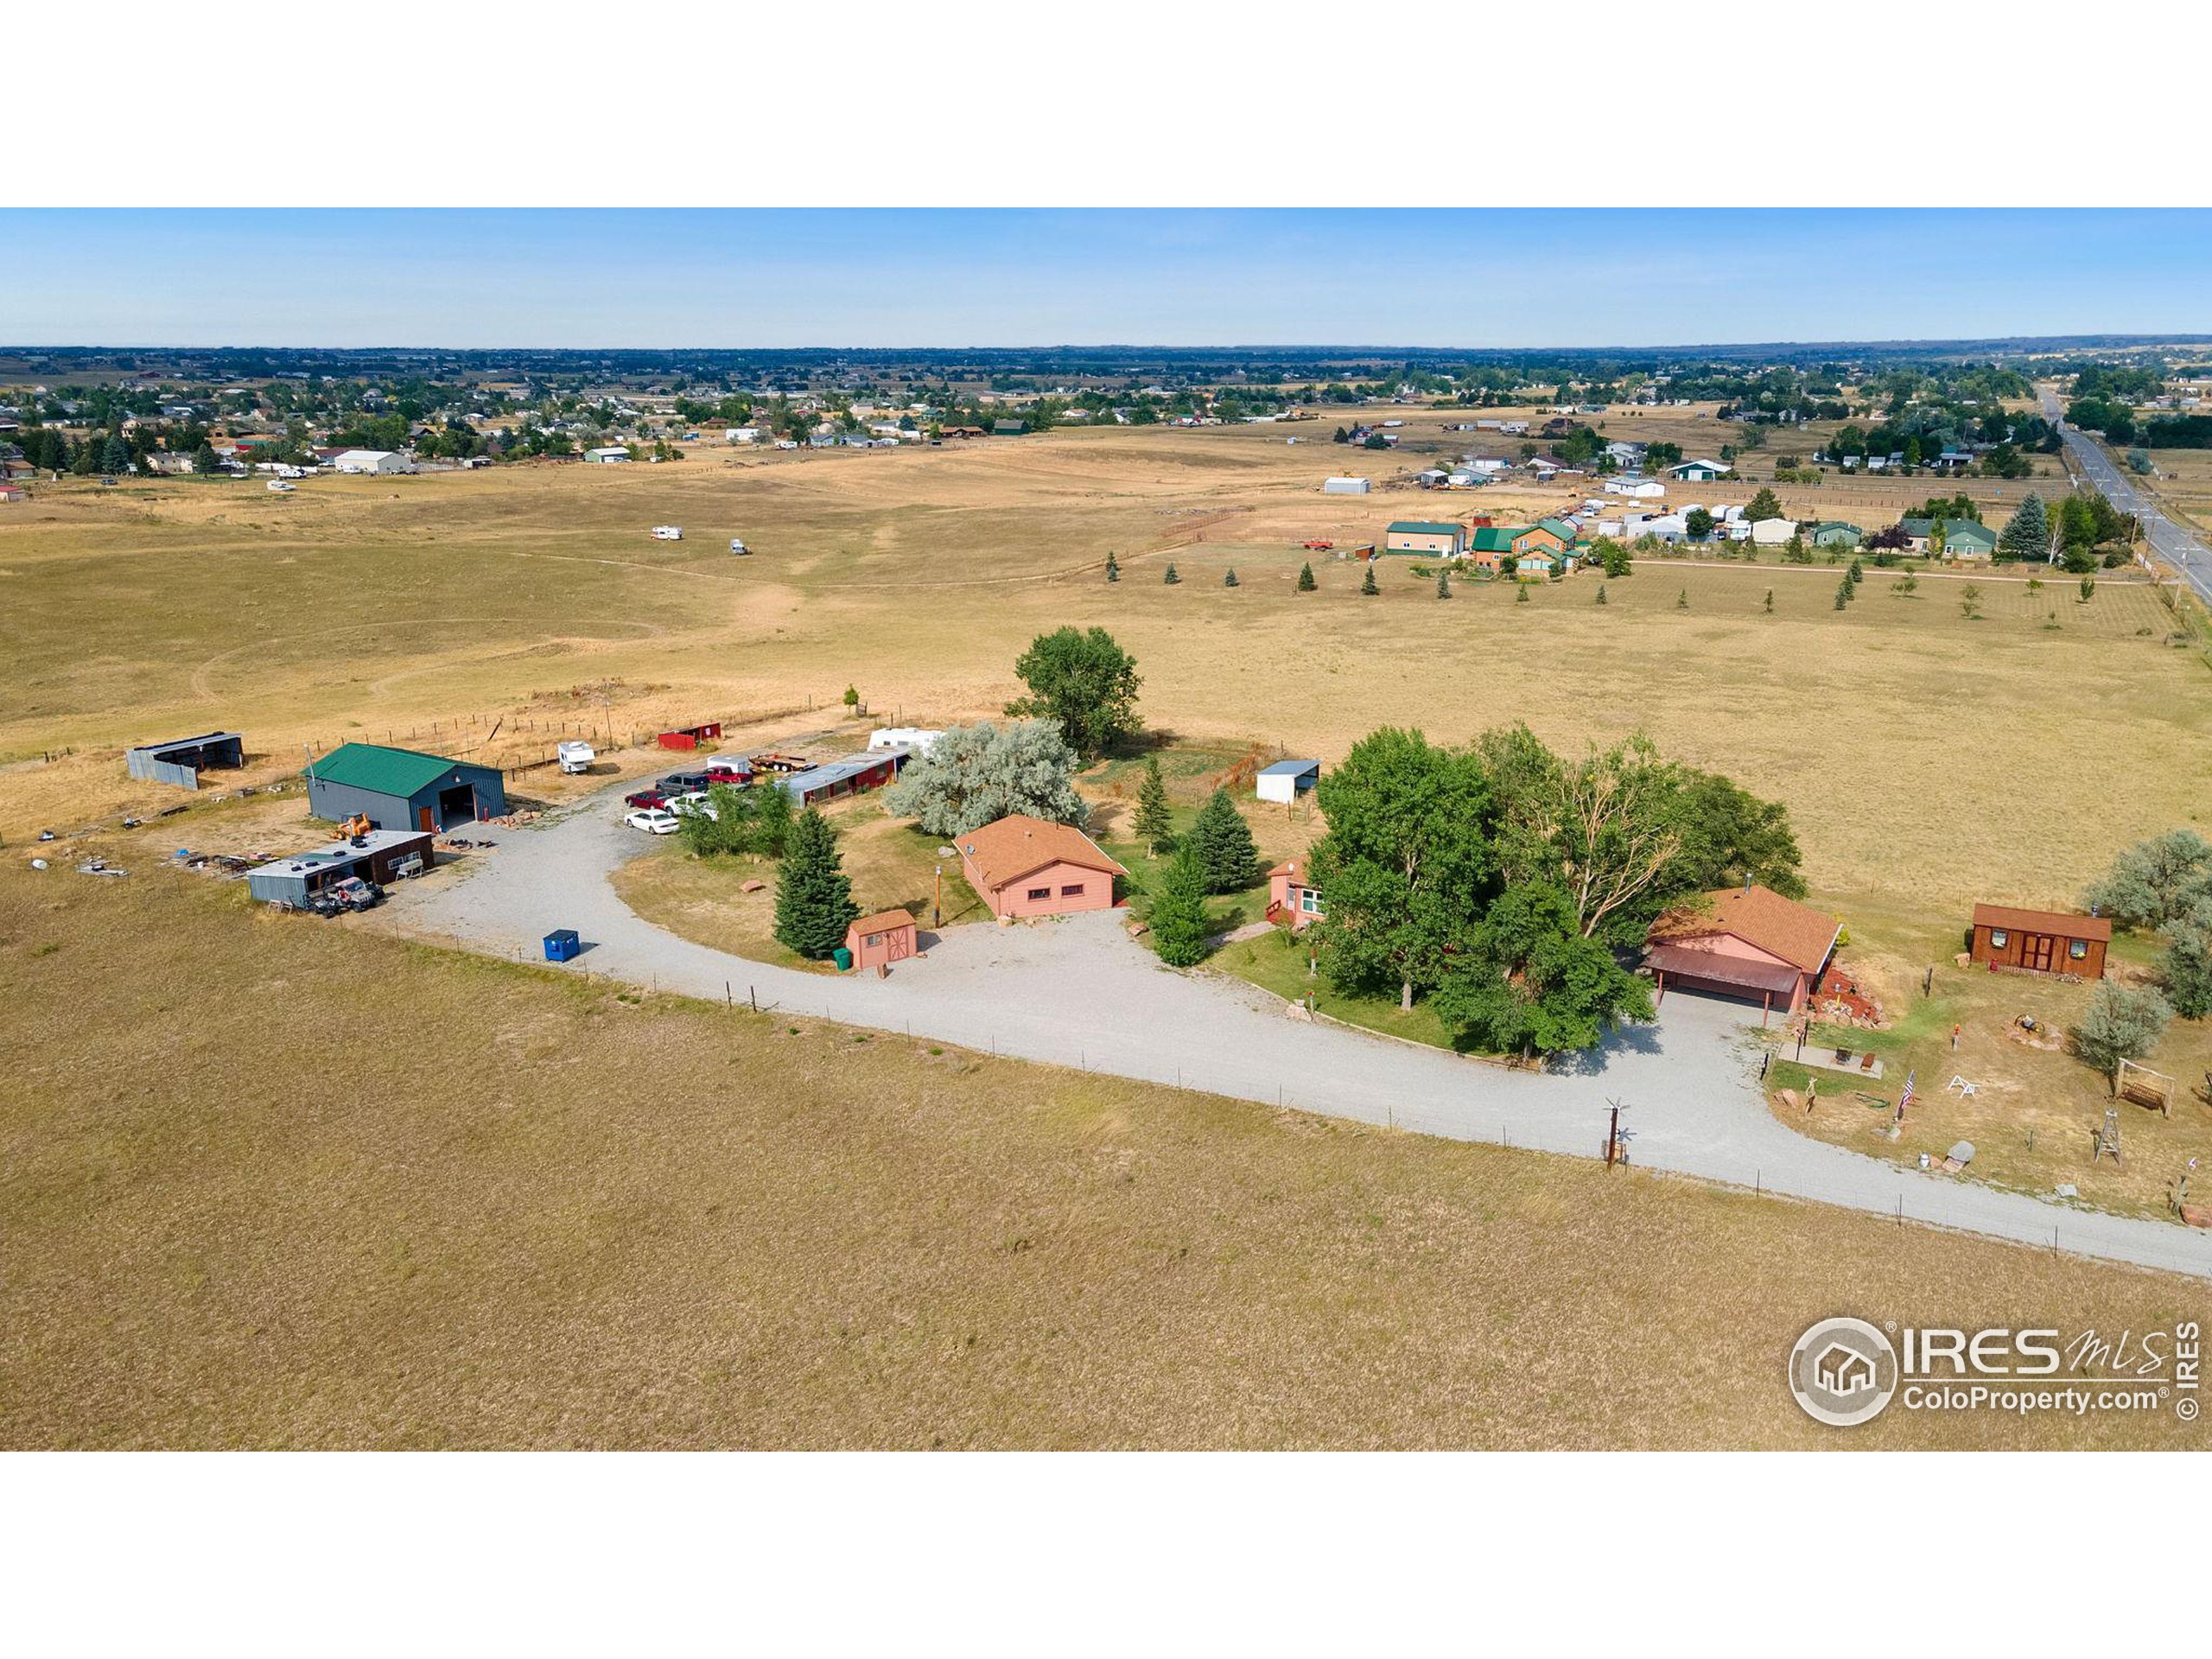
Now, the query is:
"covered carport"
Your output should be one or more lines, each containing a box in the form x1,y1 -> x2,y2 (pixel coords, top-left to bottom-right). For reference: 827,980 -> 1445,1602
1647,944 -> 1804,1027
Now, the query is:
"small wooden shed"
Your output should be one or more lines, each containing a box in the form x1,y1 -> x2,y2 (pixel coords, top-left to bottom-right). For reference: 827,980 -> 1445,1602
844,909 -> 918,973
1968,904 -> 2109,978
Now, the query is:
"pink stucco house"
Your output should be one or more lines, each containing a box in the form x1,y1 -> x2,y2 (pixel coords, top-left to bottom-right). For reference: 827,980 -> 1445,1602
1644,885 -> 1840,1023
1266,858 -> 1324,929
956,814 -> 1126,921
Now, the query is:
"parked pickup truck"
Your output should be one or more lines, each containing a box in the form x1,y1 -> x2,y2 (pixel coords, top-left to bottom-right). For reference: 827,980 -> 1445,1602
1300,539 -> 1335,550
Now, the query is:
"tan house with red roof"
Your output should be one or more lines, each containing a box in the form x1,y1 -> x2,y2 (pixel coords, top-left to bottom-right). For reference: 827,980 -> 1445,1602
1644,884 -> 1840,1022
955,814 -> 1126,920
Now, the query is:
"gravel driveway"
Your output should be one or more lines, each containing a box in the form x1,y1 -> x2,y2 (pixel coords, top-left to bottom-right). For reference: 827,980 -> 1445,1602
405,787 -> 2212,1281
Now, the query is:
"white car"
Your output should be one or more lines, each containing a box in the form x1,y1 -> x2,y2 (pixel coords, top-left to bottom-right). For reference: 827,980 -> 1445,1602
665,791 -> 717,819
624,808 -> 680,835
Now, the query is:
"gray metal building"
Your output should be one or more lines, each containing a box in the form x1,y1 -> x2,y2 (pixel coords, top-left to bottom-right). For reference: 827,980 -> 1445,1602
126,731 -> 245,790
303,742 -> 506,830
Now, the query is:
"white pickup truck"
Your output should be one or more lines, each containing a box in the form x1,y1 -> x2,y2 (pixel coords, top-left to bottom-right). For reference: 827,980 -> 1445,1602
649,524 -> 683,541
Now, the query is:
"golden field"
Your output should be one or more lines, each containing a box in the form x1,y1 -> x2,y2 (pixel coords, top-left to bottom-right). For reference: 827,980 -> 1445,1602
3,415 -> 2206,913
3,868 -> 2205,1451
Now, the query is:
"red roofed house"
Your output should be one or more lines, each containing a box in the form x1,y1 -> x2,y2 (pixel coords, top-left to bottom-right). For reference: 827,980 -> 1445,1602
844,908 -> 918,973
1644,884 -> 1841,1024
955,814 -> 1126,920
1266,858 -> 1324,930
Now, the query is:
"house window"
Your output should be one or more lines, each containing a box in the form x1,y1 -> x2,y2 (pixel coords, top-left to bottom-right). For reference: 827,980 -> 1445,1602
2069,938 -> 2089,960
1989,930 -> 2008,950
1059,884 -> 1084,898
1299,888 -> 1322,914
1027,887 -> 1051,901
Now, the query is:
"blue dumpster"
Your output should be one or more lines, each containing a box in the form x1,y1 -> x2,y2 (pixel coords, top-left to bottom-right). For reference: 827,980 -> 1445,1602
543,929 -> 582,963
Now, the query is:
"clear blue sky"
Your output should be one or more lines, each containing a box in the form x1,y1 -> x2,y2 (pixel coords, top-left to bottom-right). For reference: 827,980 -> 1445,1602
1,209 -> 2204,349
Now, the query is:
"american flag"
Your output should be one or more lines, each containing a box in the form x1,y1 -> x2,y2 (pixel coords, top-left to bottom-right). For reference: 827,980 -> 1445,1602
1897,1070 -> 1916,1121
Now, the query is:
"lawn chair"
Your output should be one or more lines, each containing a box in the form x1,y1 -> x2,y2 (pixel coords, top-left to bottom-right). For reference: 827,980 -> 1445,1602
1944,1076 -> 1977,1099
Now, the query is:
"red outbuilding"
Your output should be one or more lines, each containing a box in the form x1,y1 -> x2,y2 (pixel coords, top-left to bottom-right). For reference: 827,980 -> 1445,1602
844,908 -> 918,973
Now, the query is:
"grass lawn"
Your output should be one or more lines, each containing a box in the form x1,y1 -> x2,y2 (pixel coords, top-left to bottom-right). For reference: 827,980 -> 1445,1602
5,864 -> 2203,1450
611,795 -> 984,969
1208,925 -> 1459,1051
1761,897 -> 2212,1222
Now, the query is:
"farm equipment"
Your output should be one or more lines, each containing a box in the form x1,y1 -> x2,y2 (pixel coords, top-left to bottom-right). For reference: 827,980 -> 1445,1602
1300,539 -> 1334,550
748,752 -> 810,773
336,812 -> 372,840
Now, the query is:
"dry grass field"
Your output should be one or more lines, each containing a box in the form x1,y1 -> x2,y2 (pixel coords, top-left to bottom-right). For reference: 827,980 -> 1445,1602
4,867 -> 2205,1451
4,421 -> 2206,913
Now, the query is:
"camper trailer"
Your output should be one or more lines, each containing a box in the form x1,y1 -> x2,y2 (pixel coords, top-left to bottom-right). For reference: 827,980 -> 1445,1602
649,524 -> 683,541
556,741 -> 597,775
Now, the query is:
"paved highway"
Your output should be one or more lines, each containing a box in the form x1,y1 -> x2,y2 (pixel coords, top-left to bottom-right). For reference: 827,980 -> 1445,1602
2038,384 -> 2212,607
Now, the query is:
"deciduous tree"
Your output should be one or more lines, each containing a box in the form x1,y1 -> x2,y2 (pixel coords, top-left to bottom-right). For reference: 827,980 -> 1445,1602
1006,626 -> 1141,760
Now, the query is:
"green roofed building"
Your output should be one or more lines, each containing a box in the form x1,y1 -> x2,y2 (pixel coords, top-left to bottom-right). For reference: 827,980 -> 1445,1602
1384,519 -> 1466,556
303,741 -> 507,832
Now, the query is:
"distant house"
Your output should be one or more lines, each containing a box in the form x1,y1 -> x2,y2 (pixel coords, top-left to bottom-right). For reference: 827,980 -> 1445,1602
1514,552 -> 1557,576
1669,458 -> 1727,481
1749,518 -> 1799,548
1604,478 -> 1666,499
330,448 -> 411,474
1645,885 -> 1841,1022
1810,521 -> 1863,549
1321,475 -> 1371,495
1384,519 -> 1465,556
1941,521 -> 1998,562
956,814 -> 1125,920
1968,903 -> 2108,978
1514,523 -> 1570,557
1266,857 -> 1324,929
991,419 -> 1030,436
583,446 -> 632,464
1535,515 -> 1580,548
726,427 -> 763,444
0,483 -> 26,503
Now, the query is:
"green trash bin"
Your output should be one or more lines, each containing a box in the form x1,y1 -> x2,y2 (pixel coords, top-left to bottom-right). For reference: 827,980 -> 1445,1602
832,946 -> 854,971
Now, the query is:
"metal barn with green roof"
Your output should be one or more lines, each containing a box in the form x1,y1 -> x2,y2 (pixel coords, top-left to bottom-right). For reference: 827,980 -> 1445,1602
303,742 -> 507,831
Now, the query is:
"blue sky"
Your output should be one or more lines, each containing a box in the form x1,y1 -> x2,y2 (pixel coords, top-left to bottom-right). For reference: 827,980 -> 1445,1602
1,209 -> 2205,349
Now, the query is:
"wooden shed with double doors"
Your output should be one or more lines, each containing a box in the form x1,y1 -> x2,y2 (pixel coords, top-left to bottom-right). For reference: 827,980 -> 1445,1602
1968,903 -> 2109,978
843,908 -> 918,973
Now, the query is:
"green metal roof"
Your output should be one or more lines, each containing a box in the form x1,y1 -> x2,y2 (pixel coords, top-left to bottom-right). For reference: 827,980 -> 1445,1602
1387,521 -> 1464,537
1469,527 -> 1525,550
1536,516 -> 1579,541
306,742 -> 466,797
1944,521 -> 1998,546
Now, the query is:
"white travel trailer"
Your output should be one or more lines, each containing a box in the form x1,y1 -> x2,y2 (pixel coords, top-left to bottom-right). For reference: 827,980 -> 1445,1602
556,741 -> 597,774
649,525 -> 683,541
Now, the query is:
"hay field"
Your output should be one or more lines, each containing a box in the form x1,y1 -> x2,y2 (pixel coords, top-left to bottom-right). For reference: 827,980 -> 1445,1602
3,867 -> 2204,1451
3,423 -> 2208,912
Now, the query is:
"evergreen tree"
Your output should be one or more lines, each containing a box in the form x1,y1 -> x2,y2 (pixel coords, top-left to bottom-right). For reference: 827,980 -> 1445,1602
1224,567 -> 1239,588
1745,485 -> 1783,521
1435,568 -> 1452,599
772,808 -> 859,959
1834,576 -> 1851,610
1134,753 -> 1175,853
1999,492 -> 2049,561
1186,788 -> 1262,893
1675,588 -> 1688,609
1163,562 -> 1180,585
1105,551 -> 1120,582
1763,588 -> 1775,613
99,434 -> 130,474
1296,561 -> 1317,592
2079,575 -> 2095,601
1147,844 -> 1212,968
1360,563 -> 1378,596
1847,556 -> 1864,585
1594,582 -> 1607,606
190,442 -> 221,475
1516,582 -> 1529,604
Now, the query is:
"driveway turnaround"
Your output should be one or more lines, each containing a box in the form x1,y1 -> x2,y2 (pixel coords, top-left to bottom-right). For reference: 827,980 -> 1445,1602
408,789 -> 2212,1281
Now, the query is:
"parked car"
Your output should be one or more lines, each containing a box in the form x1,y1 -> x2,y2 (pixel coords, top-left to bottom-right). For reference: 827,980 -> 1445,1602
658,771 -> 711,794
625,808 -> 681,835
624,788 -> 671,810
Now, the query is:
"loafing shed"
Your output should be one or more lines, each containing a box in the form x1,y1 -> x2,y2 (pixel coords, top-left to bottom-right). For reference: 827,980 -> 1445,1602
305,742 -> 506,831
126,730 -> 245,790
